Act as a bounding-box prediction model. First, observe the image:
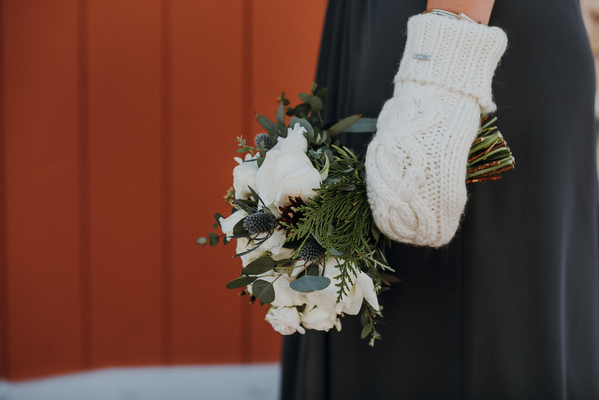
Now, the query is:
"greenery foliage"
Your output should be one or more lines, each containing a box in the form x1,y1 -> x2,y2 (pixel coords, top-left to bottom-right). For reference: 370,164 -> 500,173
198,84 -> 514,346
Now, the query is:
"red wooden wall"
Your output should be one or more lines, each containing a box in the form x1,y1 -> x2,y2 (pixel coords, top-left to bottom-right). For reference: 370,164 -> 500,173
0,0 -> 327,381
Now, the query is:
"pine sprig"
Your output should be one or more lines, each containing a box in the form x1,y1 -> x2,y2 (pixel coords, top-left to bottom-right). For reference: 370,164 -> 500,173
283,175 -> 382,300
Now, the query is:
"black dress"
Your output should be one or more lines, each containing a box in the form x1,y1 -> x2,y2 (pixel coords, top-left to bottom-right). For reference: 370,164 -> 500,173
281,1 -> 599,399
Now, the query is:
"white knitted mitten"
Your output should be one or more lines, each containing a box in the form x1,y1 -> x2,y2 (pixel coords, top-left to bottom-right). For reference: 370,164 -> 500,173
365,14 -> 507,247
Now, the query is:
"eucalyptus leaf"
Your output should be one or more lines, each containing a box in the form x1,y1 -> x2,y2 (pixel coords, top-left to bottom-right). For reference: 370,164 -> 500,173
197,237 -> 207,245
252,279 -> 276,304
241,255 -> 277,275
298,92 -> 312,103
309,96 -> 324,112
255,113 -> 277,137
315,87 -> 329,98
276,103 -> 285,126
311,82 -> 318,94
208,232 -> 219,246
361,323 -> 373,339
226,275 -> 258,289
214,213 -> 224,225
289,275 -> 331,293
289,117 -> 314,138
293,103 -> 311,118
328,115 -> 362,136
360,311 -> 369,326
325,149 -> 334,164
276,124 -> 287,138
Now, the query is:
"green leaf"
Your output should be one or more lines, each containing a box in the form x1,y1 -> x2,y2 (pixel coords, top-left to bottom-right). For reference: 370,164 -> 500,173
306,264 -> 320,276
360,311 -> 369,326
214,213 -> 224,225
328,115 -> 362,137
197,237 -> 207,245
255,113 -> 277,137
293,103 -> 311,118
241,255 -> 277,275
298,92 -> 312,103
208,232 -> 219,246
289,117 -> 314,138
232,218 -> 248,236
361,323 -> 373,339
309,96 -> 323,112
280,92 -> 290,106
319,151 -> 330,181
311,82 -> 318,94
226,275 -> 258,289
315,87 -> 328,98
289,275 -> 331,293
276,103 -> 285,126
252,279 -> 276,304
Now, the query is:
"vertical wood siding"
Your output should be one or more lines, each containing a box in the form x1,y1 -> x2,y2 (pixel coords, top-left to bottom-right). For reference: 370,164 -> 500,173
0,0 -> 327,381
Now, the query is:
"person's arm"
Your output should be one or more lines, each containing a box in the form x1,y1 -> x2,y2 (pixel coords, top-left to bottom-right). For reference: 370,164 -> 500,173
426,0 -> 495,24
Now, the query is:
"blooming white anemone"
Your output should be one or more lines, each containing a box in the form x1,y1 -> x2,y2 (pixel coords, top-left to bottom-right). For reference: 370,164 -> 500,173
255,123 -> 322,208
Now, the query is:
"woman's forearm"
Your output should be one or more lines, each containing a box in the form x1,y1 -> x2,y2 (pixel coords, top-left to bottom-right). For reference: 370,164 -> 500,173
425,0 -> 496,24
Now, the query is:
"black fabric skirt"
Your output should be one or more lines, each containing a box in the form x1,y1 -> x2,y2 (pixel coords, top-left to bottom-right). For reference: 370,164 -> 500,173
280,1 -> 599,399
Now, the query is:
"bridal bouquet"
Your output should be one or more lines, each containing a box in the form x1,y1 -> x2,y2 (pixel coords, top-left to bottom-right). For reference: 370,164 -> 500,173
199,84 -> 514,345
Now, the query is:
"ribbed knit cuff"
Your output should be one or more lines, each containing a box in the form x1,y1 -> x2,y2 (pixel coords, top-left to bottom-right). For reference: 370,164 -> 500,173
396,14 -> 508,113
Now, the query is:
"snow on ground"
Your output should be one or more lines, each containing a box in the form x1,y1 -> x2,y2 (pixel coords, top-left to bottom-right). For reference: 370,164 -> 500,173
0,364 -> 280,400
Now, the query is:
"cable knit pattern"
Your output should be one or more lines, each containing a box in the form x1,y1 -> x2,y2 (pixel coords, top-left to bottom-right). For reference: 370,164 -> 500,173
365,14 -> 507,247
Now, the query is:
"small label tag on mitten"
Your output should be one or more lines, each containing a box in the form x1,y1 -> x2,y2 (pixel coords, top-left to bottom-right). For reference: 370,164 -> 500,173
412,53 -> 431,61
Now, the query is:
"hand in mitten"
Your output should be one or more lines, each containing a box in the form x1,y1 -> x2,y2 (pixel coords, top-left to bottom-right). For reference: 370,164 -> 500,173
365,13 -> 507,247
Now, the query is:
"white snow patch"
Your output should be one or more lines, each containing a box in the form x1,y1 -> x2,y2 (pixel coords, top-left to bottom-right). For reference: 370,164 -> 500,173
0,364 -> 281,400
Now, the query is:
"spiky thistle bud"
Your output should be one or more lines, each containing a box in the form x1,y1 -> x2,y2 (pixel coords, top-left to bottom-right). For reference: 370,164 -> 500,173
243,211 -> 275,235
298,237 -> 325,262
255,133 -> 276,151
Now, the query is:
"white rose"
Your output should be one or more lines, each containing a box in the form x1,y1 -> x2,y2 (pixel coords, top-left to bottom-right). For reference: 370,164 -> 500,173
265,306 -> 305,335
300,303 -> 341,332
272,123 -> 309,153
255,124 -> 322,208
233,153 -> 259,200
